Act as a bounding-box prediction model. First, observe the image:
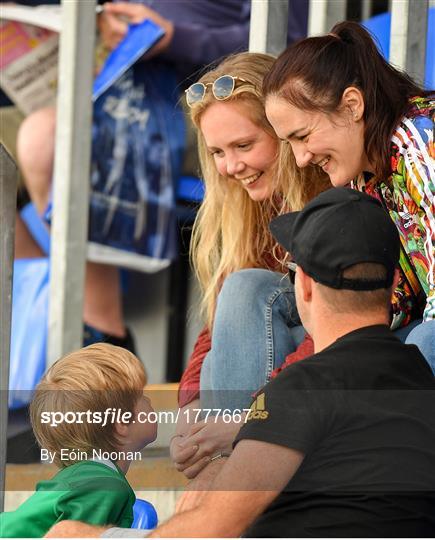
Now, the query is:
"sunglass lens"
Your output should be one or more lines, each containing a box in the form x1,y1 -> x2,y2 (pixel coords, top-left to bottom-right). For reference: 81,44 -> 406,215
213,75 -> 235,100
186,83 -> 206,106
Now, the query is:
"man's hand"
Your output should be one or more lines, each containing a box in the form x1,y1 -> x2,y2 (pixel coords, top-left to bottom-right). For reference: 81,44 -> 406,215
97,6 -> 128,50
45,520 -> 106,538
101,2 -> 174,57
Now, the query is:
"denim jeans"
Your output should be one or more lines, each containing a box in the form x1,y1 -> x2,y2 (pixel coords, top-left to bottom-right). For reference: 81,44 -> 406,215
403,319 -> 435,375
200,269 -> 305,411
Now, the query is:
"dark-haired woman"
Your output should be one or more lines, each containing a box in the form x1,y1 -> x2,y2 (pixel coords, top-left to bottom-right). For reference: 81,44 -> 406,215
264,21 -> 434,372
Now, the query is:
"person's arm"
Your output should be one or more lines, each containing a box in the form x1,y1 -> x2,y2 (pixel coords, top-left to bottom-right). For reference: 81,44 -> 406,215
163,0 -> 309,67
151,439 -> 304,538
178,326 -> 211,407
175,456 -> 227,514
163,19 -> 250,68
98,0 -> 308,70
45,520 -> 107,537
170,327 -> 212,473
102,1 -> 250,67
100,0 -> 248,65
416,175 -> 435,323
170,325 -> 211,476
401,112 -> 435,321
170,399 -> 205,476
271,333 -> 314,378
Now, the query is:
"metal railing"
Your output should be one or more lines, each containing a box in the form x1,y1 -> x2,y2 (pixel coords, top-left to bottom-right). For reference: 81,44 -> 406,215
0,146 -> 18,512
47,0 -> 96,364
249,0 -> 289,54
390,0 -> 428,86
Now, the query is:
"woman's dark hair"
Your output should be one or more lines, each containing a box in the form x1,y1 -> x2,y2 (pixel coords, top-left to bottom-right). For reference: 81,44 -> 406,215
263,21 -> 430,181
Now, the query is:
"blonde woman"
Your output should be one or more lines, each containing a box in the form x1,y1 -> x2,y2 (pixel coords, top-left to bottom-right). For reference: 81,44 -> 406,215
171,53 -> 330,480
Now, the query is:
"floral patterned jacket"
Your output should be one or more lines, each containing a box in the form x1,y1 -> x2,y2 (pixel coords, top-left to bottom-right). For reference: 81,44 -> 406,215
353,95 -> 435,328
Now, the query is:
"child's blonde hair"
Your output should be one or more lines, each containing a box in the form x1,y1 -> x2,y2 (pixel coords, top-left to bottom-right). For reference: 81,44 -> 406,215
30,344 -> 146,468
189,52 -> 330,327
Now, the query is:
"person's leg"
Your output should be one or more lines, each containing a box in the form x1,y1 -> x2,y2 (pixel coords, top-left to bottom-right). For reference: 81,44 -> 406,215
404,320 -> 435,375
14,214 -> 45,260
16,108 -> 128,341
16,107 -> 55,215
83,262 -> 125,337
200,269 -> 304,411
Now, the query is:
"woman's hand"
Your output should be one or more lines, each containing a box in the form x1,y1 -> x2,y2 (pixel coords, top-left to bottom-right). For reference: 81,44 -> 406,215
170,434 -> 211,479
171,418 -> 243,479
170,434 -> 202,475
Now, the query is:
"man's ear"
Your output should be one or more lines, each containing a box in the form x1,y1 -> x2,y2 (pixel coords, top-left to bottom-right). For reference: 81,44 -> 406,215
341,86 -> 365,121
298,267 -> 313,303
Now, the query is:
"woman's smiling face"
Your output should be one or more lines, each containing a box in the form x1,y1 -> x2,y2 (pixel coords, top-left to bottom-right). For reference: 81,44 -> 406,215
199,100 -> 278,201
265,94 -> 372,186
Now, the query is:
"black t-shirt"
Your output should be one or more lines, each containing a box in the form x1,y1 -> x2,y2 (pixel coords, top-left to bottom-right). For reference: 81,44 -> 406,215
235,325 -> 435,537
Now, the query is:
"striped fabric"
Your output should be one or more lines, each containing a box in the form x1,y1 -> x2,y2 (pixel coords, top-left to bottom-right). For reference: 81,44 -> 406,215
353,95 -> 435,327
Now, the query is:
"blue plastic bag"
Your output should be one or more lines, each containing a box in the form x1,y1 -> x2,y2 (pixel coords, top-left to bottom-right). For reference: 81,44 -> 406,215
132,499 -> 158,529
9,258 -> 49,409
89,61 -> 186,263
44,21 -> 186,268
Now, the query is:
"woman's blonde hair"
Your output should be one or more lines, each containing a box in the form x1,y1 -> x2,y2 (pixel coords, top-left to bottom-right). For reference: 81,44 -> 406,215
30,343 -> 146,468
189,52 -> 330,328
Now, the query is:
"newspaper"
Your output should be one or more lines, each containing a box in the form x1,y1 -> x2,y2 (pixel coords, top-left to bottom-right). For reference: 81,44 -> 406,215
0,4 -> 164,114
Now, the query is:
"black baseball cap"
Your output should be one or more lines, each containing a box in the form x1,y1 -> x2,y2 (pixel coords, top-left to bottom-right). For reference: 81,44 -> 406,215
269,188 -> 400,290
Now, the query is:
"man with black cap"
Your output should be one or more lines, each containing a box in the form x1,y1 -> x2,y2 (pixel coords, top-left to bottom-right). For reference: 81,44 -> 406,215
46,188 -> 435,538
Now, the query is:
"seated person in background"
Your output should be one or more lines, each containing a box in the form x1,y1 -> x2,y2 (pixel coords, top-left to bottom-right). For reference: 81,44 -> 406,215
47,188 -> 435,538
0,344 -> 156,538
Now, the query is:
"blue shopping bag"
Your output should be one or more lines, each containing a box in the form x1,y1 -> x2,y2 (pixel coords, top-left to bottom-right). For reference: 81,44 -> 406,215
89,61 -> 186,264
9,258 -> 49,409
44,21 -> 186,268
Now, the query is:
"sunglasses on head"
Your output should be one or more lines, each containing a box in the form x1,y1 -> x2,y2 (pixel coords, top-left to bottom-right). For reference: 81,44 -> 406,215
285,261 -> 298,285
185,75 -> 249,107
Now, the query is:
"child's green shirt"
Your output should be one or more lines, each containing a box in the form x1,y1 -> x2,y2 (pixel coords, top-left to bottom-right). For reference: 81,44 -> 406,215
0,460 -> 135,538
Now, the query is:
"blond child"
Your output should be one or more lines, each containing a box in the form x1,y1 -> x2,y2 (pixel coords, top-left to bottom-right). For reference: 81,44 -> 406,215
0,344 -> 156,538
